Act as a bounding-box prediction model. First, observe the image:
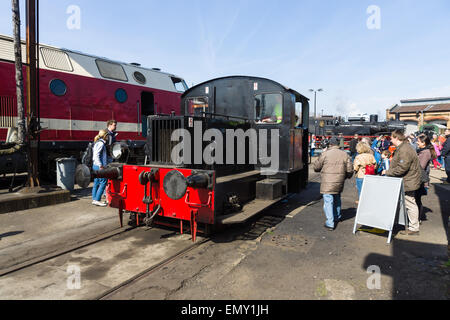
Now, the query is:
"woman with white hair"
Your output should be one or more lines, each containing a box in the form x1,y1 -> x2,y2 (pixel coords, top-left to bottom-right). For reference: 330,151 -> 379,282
92,129 -> 109,207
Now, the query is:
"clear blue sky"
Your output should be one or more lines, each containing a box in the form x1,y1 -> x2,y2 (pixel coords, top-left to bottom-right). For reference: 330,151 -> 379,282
1,0 -> 449,119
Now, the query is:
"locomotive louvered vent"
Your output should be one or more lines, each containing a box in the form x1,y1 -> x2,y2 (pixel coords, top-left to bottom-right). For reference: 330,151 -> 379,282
0,96 -> 17,128
151,118 -> 182,164
40,47 -> 74,72
0,37 -> 26,63
96,59 -> 128,82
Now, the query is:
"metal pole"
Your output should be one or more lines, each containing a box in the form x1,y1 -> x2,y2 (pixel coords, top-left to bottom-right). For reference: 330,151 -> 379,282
12,0 -> 26,146
26,0 -> 40,187
314,91 -> 317,136
314,91 -> 317,121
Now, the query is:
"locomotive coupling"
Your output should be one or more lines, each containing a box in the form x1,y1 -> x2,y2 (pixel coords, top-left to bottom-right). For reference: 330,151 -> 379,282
139,169 -> 160,206
139,168 -> 160,185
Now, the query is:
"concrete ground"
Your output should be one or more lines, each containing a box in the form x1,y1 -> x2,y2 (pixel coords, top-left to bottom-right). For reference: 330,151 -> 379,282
0,228 -> 196,300
107,167 -> 450,300
0,183 -> 202,300
0,166 -> 448,300
0,184 -> 121,272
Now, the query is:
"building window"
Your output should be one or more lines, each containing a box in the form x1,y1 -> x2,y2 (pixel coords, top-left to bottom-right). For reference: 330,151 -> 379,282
254,93 -> 283,124
115,88 -> 128,103
187,97 -> 208,116
96,59 -> 128,82
49,79 -> 67,96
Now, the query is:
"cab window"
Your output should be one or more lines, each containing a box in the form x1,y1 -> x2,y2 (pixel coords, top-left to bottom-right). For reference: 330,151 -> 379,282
254,93 -> 283,124
172,77 -> 188,92
295,102 -> 303,127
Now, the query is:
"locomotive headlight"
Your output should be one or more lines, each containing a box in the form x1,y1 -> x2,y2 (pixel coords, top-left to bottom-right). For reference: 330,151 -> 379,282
111,142 -> 129,161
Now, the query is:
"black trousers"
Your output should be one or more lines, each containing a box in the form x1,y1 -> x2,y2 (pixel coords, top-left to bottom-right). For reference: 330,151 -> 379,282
445,157 -> 450,182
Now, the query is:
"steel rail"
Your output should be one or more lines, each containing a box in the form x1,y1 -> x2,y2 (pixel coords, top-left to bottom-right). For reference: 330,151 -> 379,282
95,237 -> 211,300
0,225 -> 136,277
96,173 -> 321,300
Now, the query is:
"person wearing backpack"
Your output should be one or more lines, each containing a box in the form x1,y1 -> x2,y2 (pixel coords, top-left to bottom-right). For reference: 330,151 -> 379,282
353,142 -> 377,203
92,129 -> 109,207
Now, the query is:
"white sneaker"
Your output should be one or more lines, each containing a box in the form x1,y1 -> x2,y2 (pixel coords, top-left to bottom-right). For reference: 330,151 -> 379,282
93,201 -> 107,207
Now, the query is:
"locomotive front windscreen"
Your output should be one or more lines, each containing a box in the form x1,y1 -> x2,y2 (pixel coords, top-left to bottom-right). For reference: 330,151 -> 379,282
187,97 -> 209,116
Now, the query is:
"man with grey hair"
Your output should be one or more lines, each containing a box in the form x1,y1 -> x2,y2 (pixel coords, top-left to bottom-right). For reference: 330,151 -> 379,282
314,137 -> 353,231
385,130 -> 422,235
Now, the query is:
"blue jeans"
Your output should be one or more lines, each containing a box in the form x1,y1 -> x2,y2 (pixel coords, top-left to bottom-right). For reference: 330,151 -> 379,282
438,156 -> 445,168
92,165 -> 107,202
323,194 -> 342,228
356,178 -> 364,198
311,149 -> 315,157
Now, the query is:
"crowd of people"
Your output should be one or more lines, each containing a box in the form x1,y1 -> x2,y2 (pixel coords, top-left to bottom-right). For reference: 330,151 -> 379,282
312,127 -> 450,235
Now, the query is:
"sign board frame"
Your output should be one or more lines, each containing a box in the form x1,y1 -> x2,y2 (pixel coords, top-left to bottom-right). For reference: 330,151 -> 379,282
353,175 -> 408,244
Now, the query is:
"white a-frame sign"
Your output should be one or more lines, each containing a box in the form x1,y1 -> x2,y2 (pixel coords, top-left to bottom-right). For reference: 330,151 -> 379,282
353,176 -> 408,244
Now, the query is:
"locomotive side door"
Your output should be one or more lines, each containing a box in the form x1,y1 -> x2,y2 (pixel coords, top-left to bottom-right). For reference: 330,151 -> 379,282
141,92 -> 155,137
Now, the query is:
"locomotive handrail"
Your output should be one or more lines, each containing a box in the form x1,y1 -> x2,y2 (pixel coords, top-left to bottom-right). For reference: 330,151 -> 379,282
108,183 -> 128,199
200,111 -> 251,122
185,190 -> 212,208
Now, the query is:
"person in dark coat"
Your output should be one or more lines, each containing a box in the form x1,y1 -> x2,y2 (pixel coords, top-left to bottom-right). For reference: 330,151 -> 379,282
106,120 -> 118,165
349,134 -> 359,161
441,128 -> 450,184
415,134 -> 437,222
385,130 -> 422,236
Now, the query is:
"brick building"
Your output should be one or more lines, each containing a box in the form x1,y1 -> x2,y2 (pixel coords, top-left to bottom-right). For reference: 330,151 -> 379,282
386,97 -> 450,134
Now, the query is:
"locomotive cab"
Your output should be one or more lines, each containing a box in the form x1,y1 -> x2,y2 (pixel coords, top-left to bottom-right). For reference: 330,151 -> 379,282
101,76 -> 310,240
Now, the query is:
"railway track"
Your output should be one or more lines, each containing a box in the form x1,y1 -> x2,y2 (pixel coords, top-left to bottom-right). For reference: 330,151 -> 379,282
95,173 -> 322,300
0,224 -> 136,277
96,237 -> 210,300
0,173 -> 321,299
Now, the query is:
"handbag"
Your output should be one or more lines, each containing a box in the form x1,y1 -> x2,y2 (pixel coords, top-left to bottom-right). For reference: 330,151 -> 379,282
365,164 -> 376,175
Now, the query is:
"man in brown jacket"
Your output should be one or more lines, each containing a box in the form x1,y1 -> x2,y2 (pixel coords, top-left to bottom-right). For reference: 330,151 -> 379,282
314,137 -> 353,230
385,130 -> 422,235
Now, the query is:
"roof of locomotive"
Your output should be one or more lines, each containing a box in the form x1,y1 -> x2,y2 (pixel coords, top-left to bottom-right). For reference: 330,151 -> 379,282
0,34 -> 185,92
182,76 -> 309,101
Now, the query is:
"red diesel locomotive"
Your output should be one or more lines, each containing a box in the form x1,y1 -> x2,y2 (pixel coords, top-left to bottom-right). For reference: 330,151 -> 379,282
87,76 -> 311,240
0,34 -> 188,176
